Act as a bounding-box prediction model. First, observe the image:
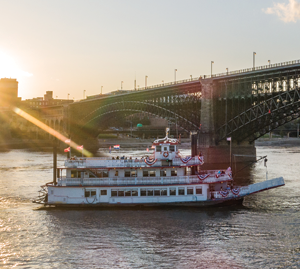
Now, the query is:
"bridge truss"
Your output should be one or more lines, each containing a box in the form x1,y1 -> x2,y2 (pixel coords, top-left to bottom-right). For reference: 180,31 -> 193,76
215,63 -> 300,143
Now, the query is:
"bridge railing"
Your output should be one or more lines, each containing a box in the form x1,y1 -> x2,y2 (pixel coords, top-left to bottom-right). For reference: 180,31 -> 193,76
81,59 -> 300,101
133,59 -> 300,91
206,59 -> 300,79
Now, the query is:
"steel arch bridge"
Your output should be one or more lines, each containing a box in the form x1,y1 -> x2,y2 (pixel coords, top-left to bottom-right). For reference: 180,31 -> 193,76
67,59 -> 300,148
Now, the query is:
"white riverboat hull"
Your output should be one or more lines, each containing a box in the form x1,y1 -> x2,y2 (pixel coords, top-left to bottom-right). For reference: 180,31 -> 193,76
44,177 -> 284,207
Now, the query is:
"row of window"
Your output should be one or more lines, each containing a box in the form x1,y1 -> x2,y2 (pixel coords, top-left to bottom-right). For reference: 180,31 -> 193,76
156,145 -> 176,152
85,187 -> 202,198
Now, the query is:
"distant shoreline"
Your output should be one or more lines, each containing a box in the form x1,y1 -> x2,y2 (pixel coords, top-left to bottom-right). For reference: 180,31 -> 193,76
255,137 -> 300,147
1,137 -> 300,151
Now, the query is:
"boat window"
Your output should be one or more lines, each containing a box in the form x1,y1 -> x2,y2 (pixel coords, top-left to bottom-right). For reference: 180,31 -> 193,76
160,170 -> 166,177
164,146 -> 168,151
156,146 -> 161,152
118,190 -> 124,197
100,190 -> 107,195
178,188 -> 185,195
170,145 -> 175,152
147,189 -> 154,196
111,190 -> 118,197
185,167 -> 191,176
132,189 -> 138,196
115,171 -> 118,177
161,189 -> 167,196
85,189 -> 96,197
125,171 -> 130,177
149,171 -> 155,177
131,171 -> 136,177
143,170 -> 148,177
89,170 -> 96,178
95,170 -> 102,177
141,189 -> 147,196
125,190 -> 131,196
103,171 -> 109,178
170,188 -> 176,195
171,170 -> 177,176
196,187 -> 202,195
187,188 -> 194,195
154,189 -> 160,196
71,170 -> 77,178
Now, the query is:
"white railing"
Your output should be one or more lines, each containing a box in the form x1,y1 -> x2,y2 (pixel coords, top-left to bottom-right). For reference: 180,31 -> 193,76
210,177 -> 284,199
58,173 -> 232,186
65,156 -> 204,168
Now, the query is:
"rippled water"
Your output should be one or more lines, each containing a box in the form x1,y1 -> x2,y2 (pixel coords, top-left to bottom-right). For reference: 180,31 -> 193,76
0,145 -> 299,268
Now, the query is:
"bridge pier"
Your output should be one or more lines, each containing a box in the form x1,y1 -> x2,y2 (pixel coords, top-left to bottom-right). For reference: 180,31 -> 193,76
198,142 -> 256,166
199,79 -> 256,165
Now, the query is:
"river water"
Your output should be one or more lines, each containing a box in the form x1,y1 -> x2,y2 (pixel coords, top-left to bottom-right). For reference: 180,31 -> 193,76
0,144 -> 299,268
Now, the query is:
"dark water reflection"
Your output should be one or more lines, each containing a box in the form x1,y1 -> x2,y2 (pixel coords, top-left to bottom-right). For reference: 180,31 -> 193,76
0,147 -> 299,268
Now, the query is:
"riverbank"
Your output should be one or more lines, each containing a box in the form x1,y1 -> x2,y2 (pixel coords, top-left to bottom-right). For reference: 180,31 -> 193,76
98,137 -> 191,149
1,137 -> 300,152
255,137 -> 300,147
0,139 -> 51,151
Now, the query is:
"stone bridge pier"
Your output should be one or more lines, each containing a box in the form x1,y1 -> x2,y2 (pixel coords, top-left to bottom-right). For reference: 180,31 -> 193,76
199,79 -> 256,166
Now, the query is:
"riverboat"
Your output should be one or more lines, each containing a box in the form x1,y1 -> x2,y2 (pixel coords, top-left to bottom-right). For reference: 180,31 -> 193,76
36,128 -> 285,207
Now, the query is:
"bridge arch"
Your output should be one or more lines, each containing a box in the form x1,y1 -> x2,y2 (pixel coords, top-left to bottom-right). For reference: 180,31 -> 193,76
80,101 -> 200,133
217,87 -> 300,142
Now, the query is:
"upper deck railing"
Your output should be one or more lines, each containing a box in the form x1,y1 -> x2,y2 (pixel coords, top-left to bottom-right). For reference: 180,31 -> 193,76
64,156 -> 204,168
57,171 -> 231,187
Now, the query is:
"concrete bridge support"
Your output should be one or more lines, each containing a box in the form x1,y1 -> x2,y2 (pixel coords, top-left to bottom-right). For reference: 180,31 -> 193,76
199,80 -> 256,165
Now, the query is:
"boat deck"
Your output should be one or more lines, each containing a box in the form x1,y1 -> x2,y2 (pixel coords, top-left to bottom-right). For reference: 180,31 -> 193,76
56,172 -> 232,187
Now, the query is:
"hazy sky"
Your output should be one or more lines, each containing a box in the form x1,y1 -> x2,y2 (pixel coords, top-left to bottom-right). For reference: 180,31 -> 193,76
0,0 -> 300,100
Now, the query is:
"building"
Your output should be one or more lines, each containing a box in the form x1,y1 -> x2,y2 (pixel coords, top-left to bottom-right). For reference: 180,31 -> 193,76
0,78 -> 20,107
23,91 -> 73,108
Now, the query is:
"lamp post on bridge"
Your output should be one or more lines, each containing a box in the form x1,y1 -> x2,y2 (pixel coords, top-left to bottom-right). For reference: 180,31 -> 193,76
253,52 -> 256,70
174,69 -> 177,83
83,90 -> 86,99
68,93 -> 70,100
226,68 -> 228,75
211,61 -> 214,77
121,81 -> 123,90
101,86 -> 103,94
268,60 -> 271,67
145,76 -> 148,89
190,75 -> 192,81
162,80 -> 164,85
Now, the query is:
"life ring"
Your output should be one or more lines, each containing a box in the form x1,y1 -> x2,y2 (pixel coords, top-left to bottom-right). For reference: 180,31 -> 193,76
163,152 -> 169,158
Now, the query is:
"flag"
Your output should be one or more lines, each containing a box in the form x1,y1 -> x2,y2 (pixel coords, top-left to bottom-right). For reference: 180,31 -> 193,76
64,147 -> 70,152
109,146 -> 111,153
77,145 -> 83,150
65,139 -> 71,143
146,148 -> 149,152
114,145 -> 120,149
227,137 -> 231,141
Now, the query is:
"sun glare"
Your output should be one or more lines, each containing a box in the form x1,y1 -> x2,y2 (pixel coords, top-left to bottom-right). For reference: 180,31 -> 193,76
0,51 -> 33,78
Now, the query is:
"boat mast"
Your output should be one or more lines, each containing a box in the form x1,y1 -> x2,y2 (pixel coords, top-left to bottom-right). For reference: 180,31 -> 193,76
53,138 -> 57,185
